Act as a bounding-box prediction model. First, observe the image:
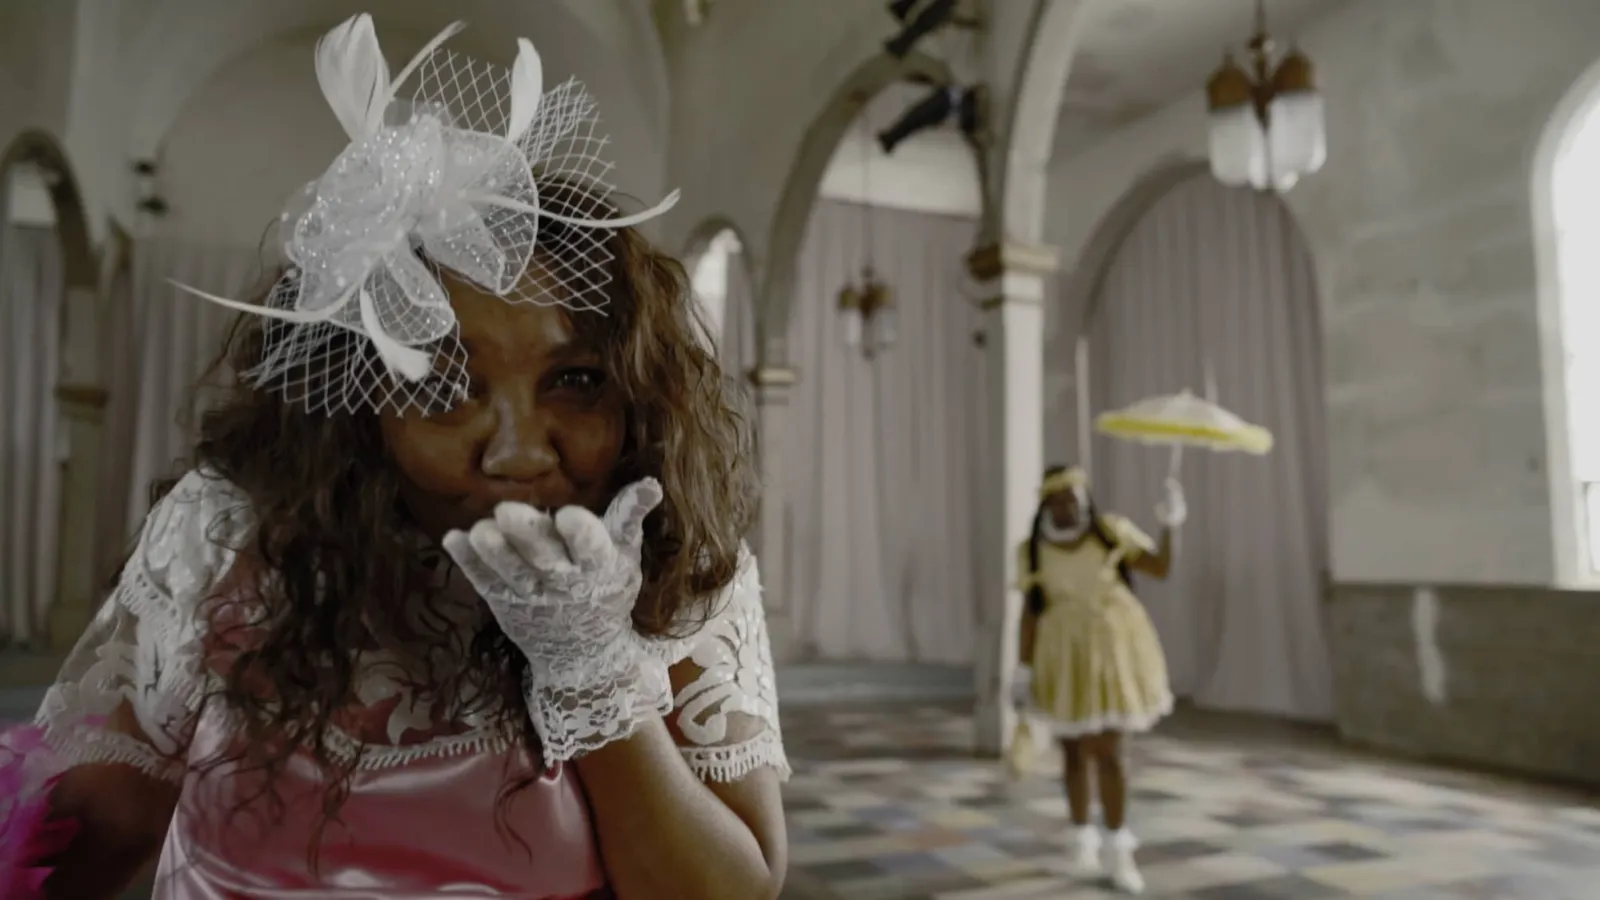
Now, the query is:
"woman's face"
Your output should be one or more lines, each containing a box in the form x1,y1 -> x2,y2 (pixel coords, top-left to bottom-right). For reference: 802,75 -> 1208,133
1045,485 -> 1084,527
381,272 -> 627,538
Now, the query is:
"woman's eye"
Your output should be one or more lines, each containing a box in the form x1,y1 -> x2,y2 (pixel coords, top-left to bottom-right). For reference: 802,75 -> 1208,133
552,368 -> 605,392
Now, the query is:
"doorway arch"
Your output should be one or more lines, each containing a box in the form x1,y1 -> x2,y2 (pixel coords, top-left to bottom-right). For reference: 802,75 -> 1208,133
683,217 -> 758,376
1070,169 -> 1333,721
756,50 -> 960,361
0,130 -> 103,653
0,132 -> 97,287
750,50 -> 982,665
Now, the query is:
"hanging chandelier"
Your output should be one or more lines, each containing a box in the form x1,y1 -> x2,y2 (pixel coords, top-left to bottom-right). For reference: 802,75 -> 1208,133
837,110 -> 897,359
838,271 -> 896,358
1204,0 -> 1326,193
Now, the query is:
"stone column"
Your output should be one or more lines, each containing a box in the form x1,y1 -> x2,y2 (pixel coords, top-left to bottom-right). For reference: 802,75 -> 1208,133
48,383 -> 107,650
49,282 -> 108,652
747,363 -> 803,663
966,240 -> 1057,757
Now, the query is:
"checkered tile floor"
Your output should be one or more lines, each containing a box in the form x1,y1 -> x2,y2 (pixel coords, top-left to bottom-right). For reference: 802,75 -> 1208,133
777,703 -> 1600,899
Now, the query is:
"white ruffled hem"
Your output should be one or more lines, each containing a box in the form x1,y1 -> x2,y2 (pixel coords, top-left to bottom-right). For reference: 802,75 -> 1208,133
679,729 -> 792,784
1025,692 -> 1175,738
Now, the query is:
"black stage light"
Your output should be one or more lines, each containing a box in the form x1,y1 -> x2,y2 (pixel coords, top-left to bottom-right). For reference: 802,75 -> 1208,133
884,0 -> 957,59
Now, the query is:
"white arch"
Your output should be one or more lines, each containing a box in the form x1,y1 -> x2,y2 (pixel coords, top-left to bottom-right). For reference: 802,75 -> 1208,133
756,51 -> 958,356
688,227 -> 744,353
1532,55 -> 1600,588
994,0 -> 1097,243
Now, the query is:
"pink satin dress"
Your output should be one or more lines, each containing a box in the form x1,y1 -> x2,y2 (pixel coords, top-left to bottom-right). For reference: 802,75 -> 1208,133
150,708 -> 607,899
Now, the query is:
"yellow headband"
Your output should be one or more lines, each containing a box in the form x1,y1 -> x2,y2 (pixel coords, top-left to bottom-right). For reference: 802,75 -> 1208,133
1038,467 -> 1087,498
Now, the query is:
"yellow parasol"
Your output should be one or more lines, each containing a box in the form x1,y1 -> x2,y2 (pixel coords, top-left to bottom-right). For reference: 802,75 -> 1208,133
1095,389 -> 1273,478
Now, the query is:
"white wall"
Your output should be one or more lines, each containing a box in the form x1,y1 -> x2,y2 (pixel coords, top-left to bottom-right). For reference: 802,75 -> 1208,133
818,126 -> 979,218
1044,0 -> 1600,585
154,39 -> 346,248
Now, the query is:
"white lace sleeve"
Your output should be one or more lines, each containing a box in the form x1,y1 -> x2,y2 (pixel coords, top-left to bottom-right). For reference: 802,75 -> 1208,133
33,469 -> 248,783
666,545 -> 790,784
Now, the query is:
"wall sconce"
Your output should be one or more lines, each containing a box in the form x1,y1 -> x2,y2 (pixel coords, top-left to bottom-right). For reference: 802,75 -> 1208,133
838,269 -> 897,359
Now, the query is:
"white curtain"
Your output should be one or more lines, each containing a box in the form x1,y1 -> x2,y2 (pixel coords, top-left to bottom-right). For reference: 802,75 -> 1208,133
102,240 -> 261,549
0,230 -> 259,644
786,199 -> 985,664
1065,175 -> 1333,721
0,225 -> 63,644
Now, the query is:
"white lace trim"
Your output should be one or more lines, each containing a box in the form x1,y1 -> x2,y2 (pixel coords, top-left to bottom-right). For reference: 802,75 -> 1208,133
268,711 -> 514,771
1027,692 -> 1175,738
48,729 -> 182,782
37,471 -> 787,782
524,635 -> 676,769
679,729 -> 791,783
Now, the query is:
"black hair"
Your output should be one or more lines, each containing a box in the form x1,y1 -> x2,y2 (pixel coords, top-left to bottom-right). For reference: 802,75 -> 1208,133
1025,464 -> 1134,616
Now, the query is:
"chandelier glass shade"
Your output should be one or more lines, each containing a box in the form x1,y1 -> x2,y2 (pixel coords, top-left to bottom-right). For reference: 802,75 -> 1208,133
1205,16 -> 1326,193
838,272 -> 896,357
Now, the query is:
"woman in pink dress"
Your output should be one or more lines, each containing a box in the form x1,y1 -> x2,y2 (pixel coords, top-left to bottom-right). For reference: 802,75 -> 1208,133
20,14 -> 788,899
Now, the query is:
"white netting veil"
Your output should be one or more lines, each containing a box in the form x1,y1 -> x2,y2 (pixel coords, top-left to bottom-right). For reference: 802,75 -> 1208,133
172,14 -> 678,417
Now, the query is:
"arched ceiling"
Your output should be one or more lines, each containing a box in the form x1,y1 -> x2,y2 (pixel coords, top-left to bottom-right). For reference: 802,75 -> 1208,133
1055,0 -> 1347,158
103,0 -> 666,157
0,3 -> 51,95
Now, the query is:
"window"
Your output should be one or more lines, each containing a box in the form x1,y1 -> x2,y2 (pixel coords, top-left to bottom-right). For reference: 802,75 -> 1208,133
688,228 -> 742,352
1554,107 -> 1600,577
1583,482 -> 1600,573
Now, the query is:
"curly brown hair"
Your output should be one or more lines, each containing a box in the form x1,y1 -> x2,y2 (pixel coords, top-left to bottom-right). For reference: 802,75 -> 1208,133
149,184 -> 759,848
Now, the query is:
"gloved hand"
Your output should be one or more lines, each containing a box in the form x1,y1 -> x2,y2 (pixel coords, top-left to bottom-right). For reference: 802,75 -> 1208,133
442,478 -> 671,768
1153,477 -> 1187,528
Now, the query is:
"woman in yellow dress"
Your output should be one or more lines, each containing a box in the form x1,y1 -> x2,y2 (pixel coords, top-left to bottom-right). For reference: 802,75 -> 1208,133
1016,464 -> 1183,894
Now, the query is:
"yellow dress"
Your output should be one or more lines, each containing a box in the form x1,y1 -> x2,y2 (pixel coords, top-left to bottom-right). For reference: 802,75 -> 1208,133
1018,518 -> 1173,737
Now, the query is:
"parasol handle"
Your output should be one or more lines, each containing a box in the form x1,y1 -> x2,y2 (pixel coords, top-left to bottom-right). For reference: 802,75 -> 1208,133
1166,442 -> 1184,482
1076,337 -> 1092,476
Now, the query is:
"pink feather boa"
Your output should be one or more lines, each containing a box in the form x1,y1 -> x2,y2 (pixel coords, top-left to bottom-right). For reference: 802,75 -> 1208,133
0,723 -> 80,899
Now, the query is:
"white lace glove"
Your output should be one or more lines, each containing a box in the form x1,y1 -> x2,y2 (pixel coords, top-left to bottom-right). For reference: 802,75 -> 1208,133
1154,477 -> 1187,528
442,478 -> 671,768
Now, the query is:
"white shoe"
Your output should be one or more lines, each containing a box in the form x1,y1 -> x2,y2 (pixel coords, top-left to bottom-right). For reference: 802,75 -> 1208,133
1066,824 -> 1102,875
1105,829 -> 1145,894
